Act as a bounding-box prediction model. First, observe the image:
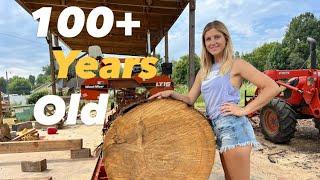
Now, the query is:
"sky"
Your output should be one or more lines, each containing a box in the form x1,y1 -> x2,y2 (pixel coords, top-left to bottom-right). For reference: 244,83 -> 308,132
0,0 -> 320,78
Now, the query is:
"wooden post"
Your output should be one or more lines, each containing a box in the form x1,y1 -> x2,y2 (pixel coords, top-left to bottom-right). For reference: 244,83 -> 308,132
5,71 -> 10,107
165,32 -> 169,63
147,30 -> 151,55
53,35 -> 64,95
53,35 -> 59,47
47,31 -> 56,95
0,92 -> 3,125
188,0 -> 196,90
152,49 -> 156,57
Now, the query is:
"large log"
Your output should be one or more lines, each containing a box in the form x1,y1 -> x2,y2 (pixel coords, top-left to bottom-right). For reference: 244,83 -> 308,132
104,99 -> 216,179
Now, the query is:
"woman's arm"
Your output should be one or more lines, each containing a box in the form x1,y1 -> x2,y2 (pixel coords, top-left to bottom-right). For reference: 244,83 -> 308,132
148,70 -> 203,106
221,60 -> 280,116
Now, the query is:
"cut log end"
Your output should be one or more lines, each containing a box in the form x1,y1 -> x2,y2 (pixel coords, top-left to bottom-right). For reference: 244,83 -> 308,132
104,99 -> 216,179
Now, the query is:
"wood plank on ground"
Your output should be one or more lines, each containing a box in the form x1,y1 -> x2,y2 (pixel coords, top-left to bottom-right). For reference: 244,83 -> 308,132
1,177 -> 53,180
70,148 -> 91,159
0,139 -> 83,154
21,159 -> 47,172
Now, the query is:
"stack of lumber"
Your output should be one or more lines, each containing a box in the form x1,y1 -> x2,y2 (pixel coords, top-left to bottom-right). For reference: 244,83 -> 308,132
13,128 -> 39,141
104,99 -> 216,179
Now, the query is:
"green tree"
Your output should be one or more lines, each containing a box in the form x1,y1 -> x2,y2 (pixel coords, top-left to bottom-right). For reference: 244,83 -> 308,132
42,65 -> 51,76
282,12 -> 320,67
242,12 -> 320,70
0,77 -> 7,93
154,54 -> 164,74
242,42 -> 280,71
35,64 -> 52,87
27,91 -> 49,104
8,76 -> 32,95
28,75 -> 35,87
172,54 -> 201,85
283,12 -> 320,52
235,51 -> 240,58
36,74 -> 51,86
266,44 -> 290,70
287,50 -> 305,69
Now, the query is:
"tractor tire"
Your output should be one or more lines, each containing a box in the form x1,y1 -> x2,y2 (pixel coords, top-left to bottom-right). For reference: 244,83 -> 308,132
313,119 -> 320,133
260,98 -> 297,143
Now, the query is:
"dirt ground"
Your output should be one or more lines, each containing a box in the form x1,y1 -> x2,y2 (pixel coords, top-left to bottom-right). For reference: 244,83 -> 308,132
0,123 -> 103,180
210,117 -> 320,180
0,117 -> 319,179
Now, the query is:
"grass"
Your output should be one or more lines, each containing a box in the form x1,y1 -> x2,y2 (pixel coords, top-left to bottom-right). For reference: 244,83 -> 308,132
174,84 -> 205,109
106,83 -> 257,111
174,82 -> 257,109
239,81 -> 257,107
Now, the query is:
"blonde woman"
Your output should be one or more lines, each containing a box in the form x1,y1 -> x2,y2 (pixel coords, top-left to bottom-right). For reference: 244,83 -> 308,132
149,20 -> 279,179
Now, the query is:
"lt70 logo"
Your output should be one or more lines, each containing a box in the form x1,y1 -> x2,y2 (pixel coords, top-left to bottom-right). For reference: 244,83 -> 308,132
33,6 -> 140,38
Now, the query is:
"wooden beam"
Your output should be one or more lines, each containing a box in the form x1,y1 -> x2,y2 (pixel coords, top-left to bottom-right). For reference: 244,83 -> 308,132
21,0 -> 187,10
24,1 -> 181,16
48,25 -> 166,40
21,159 -> 47,172
15,0 -> 33,15
47,31 -> 56,95
49,28 -> 165,49
46,12 -> 174,30
165,32 -> 169,63
70,45 -> 146,56
63,39 -> 147,49
152,49 -> 156,57
63,39 -> 158,56
48,28 -> 160,43
188,0 -> 196,90
75,33 -> 149,43
70,0 -> 185,9
0,139 -> 83,154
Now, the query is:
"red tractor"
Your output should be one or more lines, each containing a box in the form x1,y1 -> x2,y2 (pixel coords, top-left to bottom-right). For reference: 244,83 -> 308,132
246,37 -> 320,143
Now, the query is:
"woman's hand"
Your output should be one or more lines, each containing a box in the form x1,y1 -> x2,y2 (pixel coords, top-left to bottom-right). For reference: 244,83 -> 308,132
148,90 -> 174,100
220,102 -> 247,116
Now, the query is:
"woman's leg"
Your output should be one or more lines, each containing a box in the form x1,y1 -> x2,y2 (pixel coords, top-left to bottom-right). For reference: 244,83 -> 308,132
220,153 -> 232,180
221,145 -> 252,180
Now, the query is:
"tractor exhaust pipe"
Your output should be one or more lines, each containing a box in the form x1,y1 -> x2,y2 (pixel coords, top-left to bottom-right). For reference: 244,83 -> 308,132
307,37 -> 317,69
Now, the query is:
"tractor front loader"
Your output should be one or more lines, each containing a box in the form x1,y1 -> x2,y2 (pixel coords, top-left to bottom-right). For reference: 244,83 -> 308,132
246,37 -> 320,143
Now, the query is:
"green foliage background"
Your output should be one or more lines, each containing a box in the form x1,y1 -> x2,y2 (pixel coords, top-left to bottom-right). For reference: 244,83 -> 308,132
170,12 -> 320,109
242,12 -> 320,71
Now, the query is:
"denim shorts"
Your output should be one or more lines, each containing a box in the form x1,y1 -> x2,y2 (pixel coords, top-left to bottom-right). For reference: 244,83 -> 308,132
210,115 -> 262,153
